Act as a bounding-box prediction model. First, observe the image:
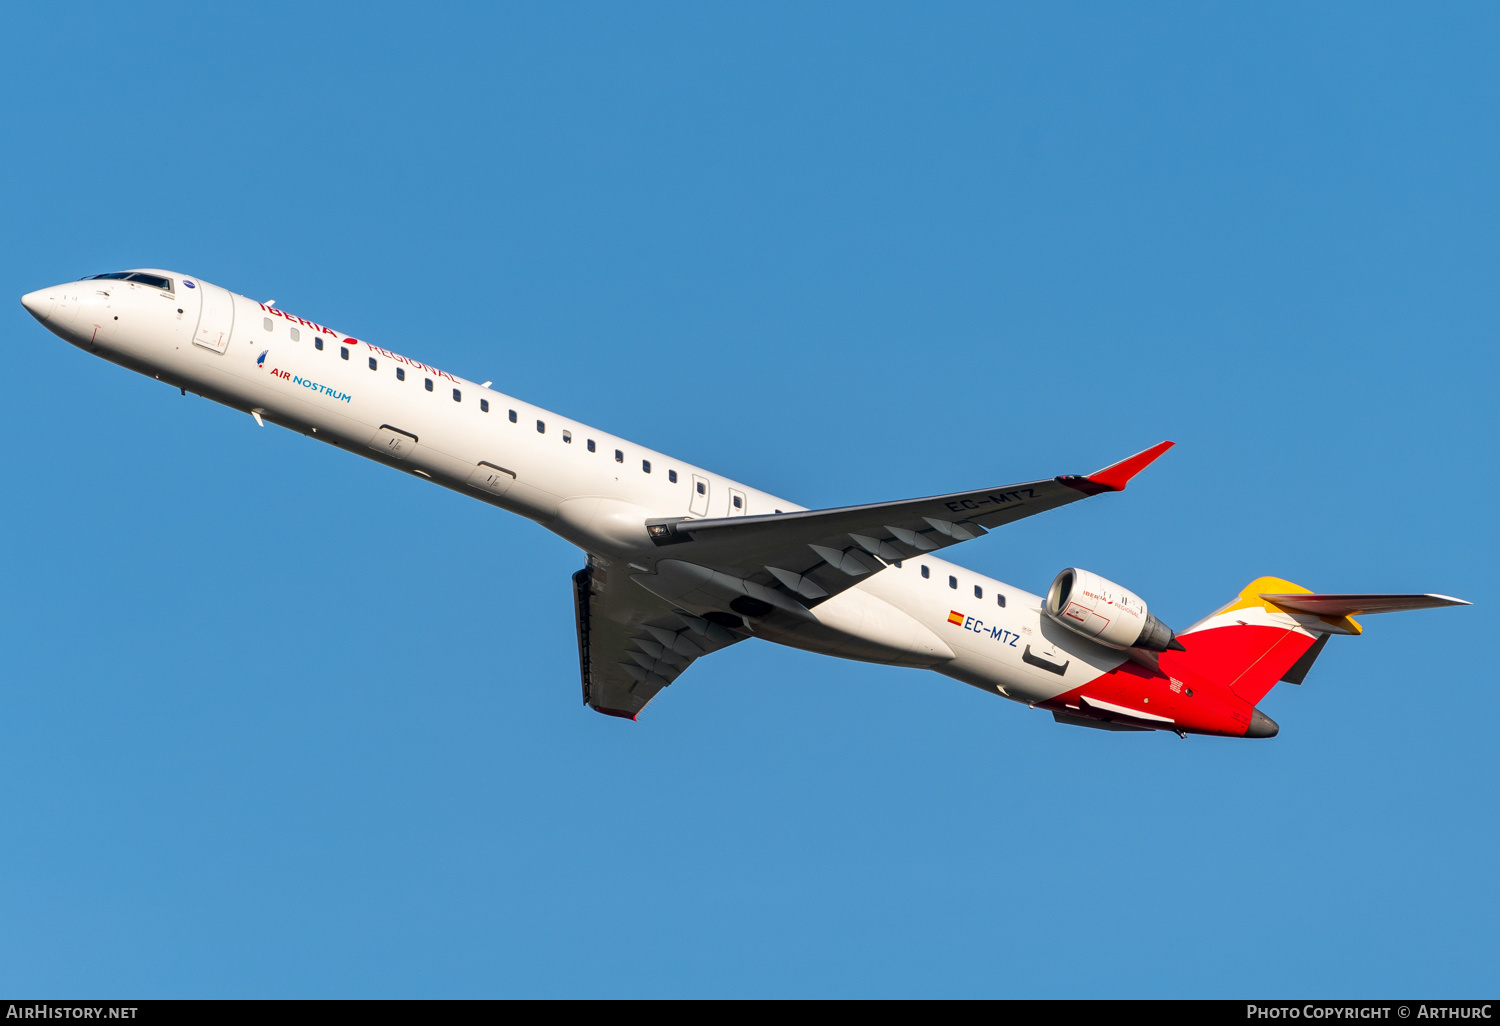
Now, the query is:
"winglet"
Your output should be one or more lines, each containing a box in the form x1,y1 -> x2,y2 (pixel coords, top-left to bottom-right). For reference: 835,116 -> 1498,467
1085,440 -> 1174,492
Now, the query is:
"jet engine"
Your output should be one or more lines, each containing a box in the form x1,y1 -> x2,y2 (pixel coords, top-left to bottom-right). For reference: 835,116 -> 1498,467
1044,568 -> 1184,652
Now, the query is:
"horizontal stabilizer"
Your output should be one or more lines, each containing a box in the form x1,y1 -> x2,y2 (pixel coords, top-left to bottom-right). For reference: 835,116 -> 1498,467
1260,593 -> 1470,617
1052,711 -> 1151,732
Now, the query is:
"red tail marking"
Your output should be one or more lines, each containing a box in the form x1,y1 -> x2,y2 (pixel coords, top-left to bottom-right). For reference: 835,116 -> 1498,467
1161,624 -> 1318,706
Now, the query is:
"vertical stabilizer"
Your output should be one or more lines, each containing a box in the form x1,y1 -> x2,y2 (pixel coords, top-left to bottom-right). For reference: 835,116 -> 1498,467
1163,577 -> 1329,705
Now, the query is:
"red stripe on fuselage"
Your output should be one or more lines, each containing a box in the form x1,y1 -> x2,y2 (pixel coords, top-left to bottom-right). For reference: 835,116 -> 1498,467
1043,622 -> 1318,735
1043,658 -> 1255,737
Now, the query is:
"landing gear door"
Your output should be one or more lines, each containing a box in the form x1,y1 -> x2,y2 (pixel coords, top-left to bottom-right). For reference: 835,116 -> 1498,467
689,475 -> 710,517
191,280 -> 235,354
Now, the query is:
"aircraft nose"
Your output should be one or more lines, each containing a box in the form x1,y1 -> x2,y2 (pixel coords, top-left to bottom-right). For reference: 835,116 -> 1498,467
21,288 -> 55,323
1244,707 -> 1280,738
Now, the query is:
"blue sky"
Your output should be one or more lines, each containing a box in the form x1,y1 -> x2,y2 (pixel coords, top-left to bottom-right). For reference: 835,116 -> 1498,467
1,2 -> 1495,997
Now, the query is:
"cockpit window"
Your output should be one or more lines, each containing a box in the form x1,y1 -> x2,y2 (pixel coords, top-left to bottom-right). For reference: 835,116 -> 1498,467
128,272 -> 173,291
83,271 -> 173,292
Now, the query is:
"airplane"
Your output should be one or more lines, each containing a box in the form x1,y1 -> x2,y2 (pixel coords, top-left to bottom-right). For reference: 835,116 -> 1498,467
20,269 -> 1469,738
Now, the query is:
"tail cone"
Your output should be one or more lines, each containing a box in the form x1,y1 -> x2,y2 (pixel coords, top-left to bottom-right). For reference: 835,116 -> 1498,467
1245,708 -> 1280,738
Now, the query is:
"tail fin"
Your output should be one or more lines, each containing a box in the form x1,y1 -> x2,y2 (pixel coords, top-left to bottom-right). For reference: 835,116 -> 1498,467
1161,577 -> 1469,706
1161,577 -> 1339,705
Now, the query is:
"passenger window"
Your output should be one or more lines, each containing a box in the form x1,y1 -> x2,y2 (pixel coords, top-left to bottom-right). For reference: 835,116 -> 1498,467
314,337 -> 324,350
396,367 -> 405,381
614,449 -> 624,463
949,576 -> 957,589
368,357 -> 377,370
974,585 -> 983,599
562,430 -> 572,443
733,495 -> 742,509
509,409 -> 517,423
480,399 -> 489,413
696,481 -> 706,495
264,318 -> 273,332
921,565 -> 930,579
537,420 -> 545,433
290,328 -> 300,342
997,594 -> 1006,608
453,389 -> 462,402
643,460 -> 651,473
425,378 -> 433,391
893,560 -> 902,568
587,439 -> 596,452
340,347 -> 349,360
668,470 -> 677,483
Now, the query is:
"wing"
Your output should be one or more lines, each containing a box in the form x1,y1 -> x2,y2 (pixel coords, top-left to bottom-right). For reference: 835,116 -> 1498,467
641,441 -> 1174,606
1260,593 -> 1471,617
572,559 -> 746,719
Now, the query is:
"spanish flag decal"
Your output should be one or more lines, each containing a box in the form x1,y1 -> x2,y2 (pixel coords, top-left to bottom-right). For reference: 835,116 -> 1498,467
947,610 -> 965,626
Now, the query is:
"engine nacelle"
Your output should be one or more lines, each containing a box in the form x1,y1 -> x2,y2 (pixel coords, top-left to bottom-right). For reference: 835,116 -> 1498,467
1044,568 -> 1183,652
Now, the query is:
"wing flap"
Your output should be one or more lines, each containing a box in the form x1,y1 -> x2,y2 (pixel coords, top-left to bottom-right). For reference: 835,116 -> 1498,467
643,442 -> 1174,607
574,562 -> 746,719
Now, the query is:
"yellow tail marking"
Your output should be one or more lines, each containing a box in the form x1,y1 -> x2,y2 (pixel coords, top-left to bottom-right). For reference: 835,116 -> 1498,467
1213,576 -> 1362,635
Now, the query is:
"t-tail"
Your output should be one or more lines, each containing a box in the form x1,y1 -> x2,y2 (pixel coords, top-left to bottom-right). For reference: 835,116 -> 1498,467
1159,577 -> 1470,737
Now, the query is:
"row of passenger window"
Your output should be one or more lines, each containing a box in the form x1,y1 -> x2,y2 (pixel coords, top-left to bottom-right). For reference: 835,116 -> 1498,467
501,409 -> 685,481
908,562 -> 1007,607
285,320 -> 701,491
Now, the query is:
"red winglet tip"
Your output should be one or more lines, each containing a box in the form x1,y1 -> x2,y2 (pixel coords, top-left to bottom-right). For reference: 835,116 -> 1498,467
1087,440 -> 1174,492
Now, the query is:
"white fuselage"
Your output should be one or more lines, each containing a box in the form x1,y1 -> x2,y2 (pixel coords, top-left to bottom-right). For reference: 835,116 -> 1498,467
23,271 -> 1132,709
